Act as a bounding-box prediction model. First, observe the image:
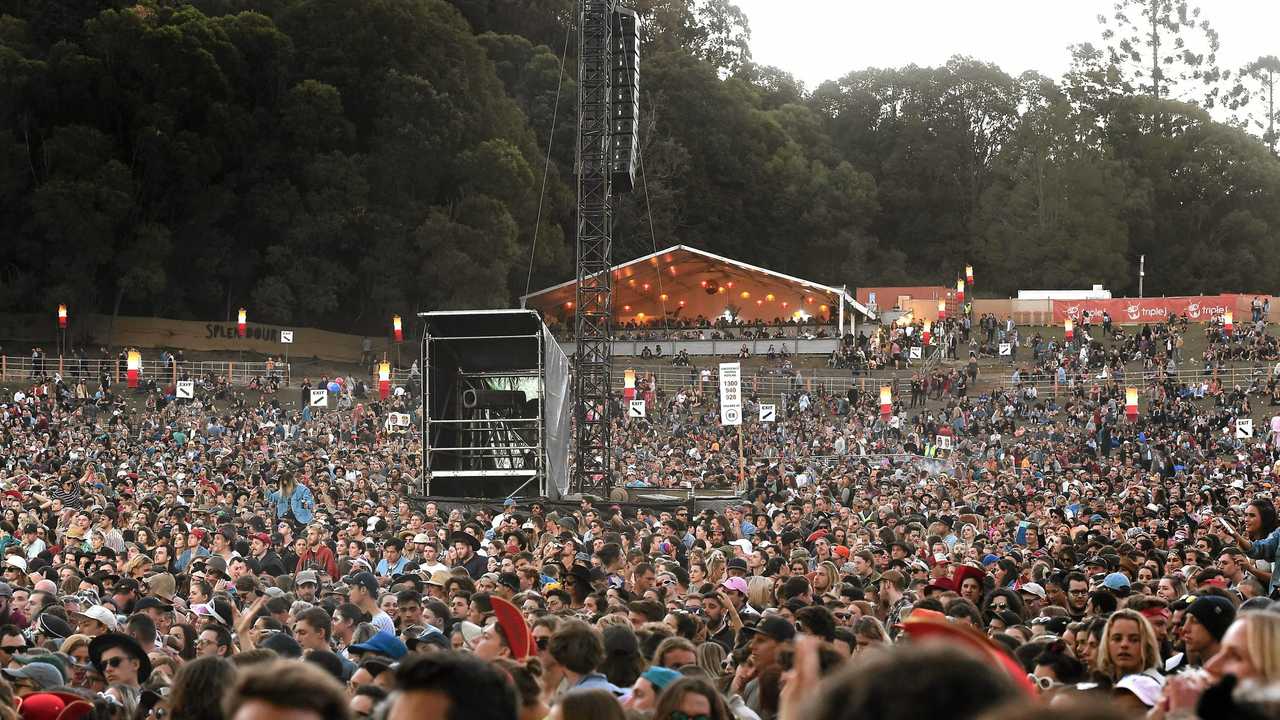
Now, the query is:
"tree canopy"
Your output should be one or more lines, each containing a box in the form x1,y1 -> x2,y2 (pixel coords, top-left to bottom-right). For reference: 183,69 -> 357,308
2,0 -> 1279,334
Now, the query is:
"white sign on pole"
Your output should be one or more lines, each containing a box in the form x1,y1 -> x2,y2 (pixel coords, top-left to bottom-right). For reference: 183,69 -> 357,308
629,400 -> 646,418
719,362 -> 742,426
937,434 -> 953,450
908,346 -> 922,360
999,343 -> 1012,356
1236,418 -> 1254,439
280,330 -> 294,344
759,404 -> 776,422
309,389 -> 328,408
175,381 -> 194,399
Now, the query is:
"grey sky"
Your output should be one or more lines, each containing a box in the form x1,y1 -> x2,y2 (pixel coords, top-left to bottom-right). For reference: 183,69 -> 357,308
733,0 -> 1280,93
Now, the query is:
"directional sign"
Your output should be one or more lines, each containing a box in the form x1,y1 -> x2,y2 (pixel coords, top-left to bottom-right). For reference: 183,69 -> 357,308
719,362 -> 742,426
999,343 -> 1012,356
908,346 -> 922,359
629,399 -> 646,418
309,389 -> 329,408
175,381 -> 194,399
1237,418 -> 1254,439
759,404 -> 776,422
280,330 -> 294,344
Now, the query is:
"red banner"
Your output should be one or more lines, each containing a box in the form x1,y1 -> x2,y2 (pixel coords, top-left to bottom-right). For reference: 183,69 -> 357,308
1052,295 -> 1237,325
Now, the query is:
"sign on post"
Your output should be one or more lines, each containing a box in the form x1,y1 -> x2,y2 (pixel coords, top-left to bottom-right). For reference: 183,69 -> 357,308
719,362 -> 742,426
175,381 -> 194,400
309,389 -> 328,408
280,330 -> 294,344
999,343 -> 1012,356
908,347 -> 922,360
629,399 -> 646,418
759,404 -> 776,422
1237,418 -> 1254,439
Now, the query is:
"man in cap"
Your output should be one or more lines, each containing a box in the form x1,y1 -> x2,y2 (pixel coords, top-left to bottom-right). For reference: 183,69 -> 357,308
1018,582 -> 1047,616
1,661 -> 62,697
348,572 -> 396,635
1180,596 -> 1235,667
740,616 -> 796,715
472,596 -> 533,662
295,570 -> 320,603
70,606 -> 118,638
249,532 -> 285,576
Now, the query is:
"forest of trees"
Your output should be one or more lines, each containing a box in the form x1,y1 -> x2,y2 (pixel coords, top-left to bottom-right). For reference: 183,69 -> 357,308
2,0 -> 1280,334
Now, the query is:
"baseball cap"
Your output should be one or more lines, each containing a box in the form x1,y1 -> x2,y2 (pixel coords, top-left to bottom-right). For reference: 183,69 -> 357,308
295,570 -> 319,586
1,662 -> 62,691
1102,573 -> 1131,592
70,606 -> 119,632
720,577 -> 749,594
740,615 -> 796,643
1018,583 -> 1046,599
349,572 -> 379,596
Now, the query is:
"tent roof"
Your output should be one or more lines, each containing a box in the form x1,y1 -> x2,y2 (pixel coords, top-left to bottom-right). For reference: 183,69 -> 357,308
521,245 -> 873,319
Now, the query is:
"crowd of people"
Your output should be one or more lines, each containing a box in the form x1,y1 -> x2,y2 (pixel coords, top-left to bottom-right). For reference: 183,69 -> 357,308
0,315 -> 1276,720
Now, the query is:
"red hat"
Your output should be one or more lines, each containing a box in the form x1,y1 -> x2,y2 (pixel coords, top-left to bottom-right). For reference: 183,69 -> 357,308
950,564 -> 986,590
489,595 -> 534,660
253,532 -> 271,544
17,691 -> 94,720
899,610 -> 1035,696
806,529 -> 829,544
191,528 -> 206,541
2,490 -> 21,500
832,545 -> 850,559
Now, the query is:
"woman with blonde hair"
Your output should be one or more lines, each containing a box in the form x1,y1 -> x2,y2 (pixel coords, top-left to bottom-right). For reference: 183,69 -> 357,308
1205,610 -> 1280,683
745,576 -> 773,611
704,551 -> 726,587
695,641 -> 726,684
1096,609 -> 1164,712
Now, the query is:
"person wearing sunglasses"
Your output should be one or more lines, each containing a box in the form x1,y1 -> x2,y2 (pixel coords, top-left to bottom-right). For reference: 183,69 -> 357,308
88,632 -> 152,689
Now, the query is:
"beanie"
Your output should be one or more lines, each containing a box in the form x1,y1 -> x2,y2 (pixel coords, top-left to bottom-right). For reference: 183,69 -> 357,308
1185,596 -> 1236,641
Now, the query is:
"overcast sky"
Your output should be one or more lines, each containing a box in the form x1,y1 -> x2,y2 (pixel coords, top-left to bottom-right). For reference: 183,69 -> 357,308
732,0 -> 1280,91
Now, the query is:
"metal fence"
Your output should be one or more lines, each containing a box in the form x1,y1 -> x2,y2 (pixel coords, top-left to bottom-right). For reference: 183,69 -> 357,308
0,355 -> 290,387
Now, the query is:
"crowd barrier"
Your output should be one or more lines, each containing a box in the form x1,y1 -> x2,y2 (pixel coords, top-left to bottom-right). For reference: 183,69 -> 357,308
0,355 -> 290,388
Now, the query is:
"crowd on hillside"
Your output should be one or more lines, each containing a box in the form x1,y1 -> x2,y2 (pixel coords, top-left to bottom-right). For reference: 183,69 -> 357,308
0,319 -> 1277,720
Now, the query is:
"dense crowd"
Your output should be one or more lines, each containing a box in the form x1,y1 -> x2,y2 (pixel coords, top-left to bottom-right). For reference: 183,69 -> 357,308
0,318 -> 1277,720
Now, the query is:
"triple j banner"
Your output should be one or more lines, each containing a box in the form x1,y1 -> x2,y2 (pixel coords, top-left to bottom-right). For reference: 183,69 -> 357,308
1051,295 -> 1238,325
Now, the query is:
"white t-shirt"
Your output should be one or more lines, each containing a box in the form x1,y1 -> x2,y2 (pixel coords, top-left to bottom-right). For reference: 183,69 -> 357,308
370,611 -> 396,636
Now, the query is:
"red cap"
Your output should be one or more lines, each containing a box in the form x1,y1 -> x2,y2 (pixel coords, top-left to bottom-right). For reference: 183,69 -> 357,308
253,533 -> 271,544
489,595 -> 534,660
899,610 -> 1036,696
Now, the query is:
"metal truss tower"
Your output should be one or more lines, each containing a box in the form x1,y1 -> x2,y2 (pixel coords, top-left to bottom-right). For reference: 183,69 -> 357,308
571,0 -> 617,496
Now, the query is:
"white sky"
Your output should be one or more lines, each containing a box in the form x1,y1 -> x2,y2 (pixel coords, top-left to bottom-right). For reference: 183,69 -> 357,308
733,0 -> 1280,91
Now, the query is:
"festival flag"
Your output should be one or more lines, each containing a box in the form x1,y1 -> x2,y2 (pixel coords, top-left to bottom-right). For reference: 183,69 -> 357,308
880,386 -> 893,418
1125,387 -> 1138,420
922,320 -> 932,345
1064,318 -> 1074,341
378,361 -> 391,400
937,299 -> 947,321
956,278 -> 965,303
623,368 -> 636,400
127,351 -> 141,389
237,308 -> 247,338
57,304 -> 68,329
392,315 -> 403,343
965,265 -> 974,286
1223,311 -> 1233,335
